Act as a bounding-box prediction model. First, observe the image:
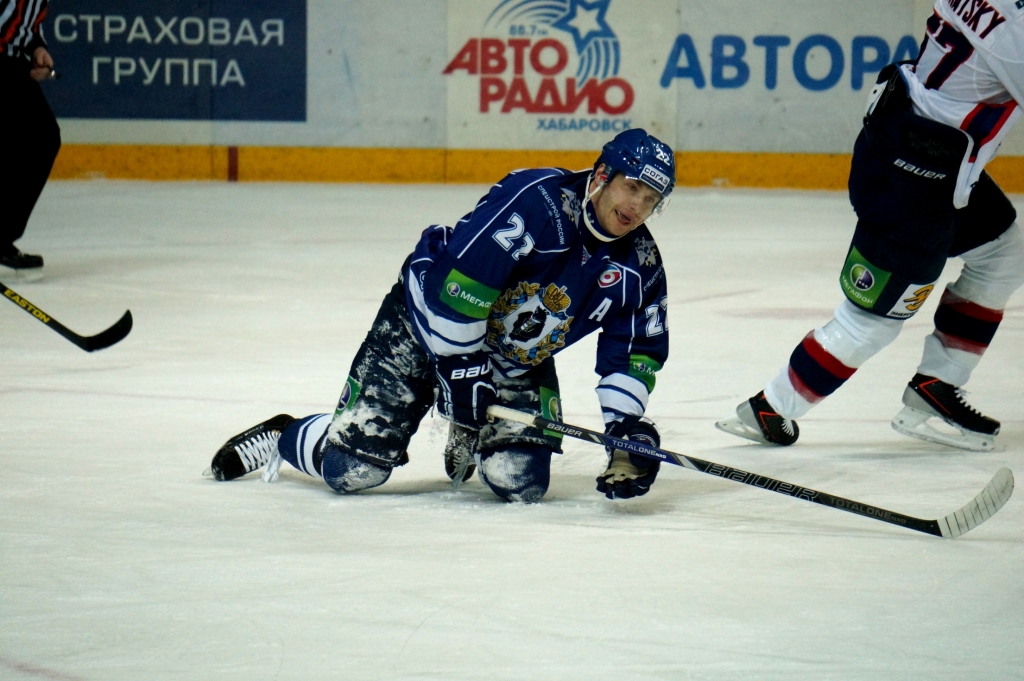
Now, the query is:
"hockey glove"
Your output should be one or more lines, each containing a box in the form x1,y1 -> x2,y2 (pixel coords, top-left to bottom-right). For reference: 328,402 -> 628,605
435,353 -> 498,430
596,415 -> 661,500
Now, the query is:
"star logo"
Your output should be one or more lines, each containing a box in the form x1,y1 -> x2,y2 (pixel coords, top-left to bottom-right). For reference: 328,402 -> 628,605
483,0 -> 621,82
561,190 -> 581,225
551,0 -> 616,56
634,236 -> 658,267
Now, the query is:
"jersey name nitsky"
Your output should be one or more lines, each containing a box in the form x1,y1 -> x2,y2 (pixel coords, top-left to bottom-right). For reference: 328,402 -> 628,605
944,0 -> 1007,38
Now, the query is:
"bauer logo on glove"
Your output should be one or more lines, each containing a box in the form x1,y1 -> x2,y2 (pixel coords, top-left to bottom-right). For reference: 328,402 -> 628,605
449,361 -> 490,380
435,353 -> 498,430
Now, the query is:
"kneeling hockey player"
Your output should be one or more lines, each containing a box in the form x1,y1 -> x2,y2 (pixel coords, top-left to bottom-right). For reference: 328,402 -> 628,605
208,129 -> 676,502
717,0 -> 1024,451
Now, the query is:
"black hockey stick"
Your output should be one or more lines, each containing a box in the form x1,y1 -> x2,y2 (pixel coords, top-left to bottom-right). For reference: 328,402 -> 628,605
487,405 -> 1014,538
1,281 -> 133,352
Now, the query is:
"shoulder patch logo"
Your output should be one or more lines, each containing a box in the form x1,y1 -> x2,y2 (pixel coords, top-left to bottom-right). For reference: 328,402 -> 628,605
634,236 -> 658,267
598,264 -> 622,288
561,190 -> 581,225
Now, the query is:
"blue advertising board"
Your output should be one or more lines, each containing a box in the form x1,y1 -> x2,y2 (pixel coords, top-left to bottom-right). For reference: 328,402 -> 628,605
43,0 -> 306,121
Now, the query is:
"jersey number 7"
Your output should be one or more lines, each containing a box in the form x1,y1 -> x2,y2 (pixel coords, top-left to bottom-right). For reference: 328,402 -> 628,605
922,13 -> 974,90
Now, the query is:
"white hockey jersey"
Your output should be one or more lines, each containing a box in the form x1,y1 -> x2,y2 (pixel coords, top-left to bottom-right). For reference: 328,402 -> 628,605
901,0 -> 1024,207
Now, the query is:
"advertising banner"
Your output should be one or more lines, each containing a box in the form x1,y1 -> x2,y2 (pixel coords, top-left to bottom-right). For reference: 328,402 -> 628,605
444,0 -> 678,150
662,0 -> 918,152
44,0 -> 306,121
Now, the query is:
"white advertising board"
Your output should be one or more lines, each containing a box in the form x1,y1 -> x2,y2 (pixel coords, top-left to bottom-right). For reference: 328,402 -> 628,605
52,0 -> 1024,156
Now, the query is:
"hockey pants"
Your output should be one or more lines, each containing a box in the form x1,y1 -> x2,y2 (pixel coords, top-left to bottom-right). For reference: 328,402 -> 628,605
276,275 -> 561,502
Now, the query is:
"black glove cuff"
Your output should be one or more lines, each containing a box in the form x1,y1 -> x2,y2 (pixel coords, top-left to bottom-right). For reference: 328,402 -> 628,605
606,414 -> 661,448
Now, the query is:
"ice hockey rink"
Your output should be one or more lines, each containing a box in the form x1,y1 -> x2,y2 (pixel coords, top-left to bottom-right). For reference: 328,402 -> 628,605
2,180 -> 1023,681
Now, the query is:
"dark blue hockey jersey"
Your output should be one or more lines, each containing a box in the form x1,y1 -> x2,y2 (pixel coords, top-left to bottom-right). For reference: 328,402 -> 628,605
404,167 -> 669,422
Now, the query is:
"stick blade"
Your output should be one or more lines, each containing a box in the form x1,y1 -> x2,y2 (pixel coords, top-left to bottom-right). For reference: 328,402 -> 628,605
83,310 -> 133,352
937,468 -> 1014,538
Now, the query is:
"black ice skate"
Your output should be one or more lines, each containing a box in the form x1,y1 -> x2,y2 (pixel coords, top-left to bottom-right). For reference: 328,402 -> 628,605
891,374 -> 999,451
0,246 -> 44,281
715,391 -> 799,446
0,246 -> 43,269
207,414 -> 296,481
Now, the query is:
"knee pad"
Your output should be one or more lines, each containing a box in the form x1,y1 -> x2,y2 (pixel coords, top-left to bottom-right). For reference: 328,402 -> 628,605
320,442 -> 392,493
477,444 -> 552,503
820,300 -> 904,368
954,223 -> 1024,309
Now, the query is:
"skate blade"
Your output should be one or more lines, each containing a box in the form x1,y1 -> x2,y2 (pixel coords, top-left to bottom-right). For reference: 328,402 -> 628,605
2,266 -> 44,283
202,466 -> 214,479
891,406 -> 995,452
715,414 -> 769,445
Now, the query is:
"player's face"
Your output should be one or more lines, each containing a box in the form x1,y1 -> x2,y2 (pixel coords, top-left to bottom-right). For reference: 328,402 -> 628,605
590,166 -> 662,237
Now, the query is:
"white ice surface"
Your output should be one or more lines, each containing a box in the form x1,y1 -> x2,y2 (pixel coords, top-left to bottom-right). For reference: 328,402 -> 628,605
2,181 -> 1023,680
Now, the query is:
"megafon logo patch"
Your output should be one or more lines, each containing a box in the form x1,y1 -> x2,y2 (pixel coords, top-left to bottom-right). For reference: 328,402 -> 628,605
444,0 -> 634,120
850,265 -> 875,291
447,282 -> 462,297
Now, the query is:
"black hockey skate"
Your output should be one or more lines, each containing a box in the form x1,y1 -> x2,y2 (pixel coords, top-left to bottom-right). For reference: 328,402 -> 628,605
715,391 -> 799,446
1,246 -> 44,281
207,414 -> 296,481
891,374 -> 999,451
0,246 -> 44,270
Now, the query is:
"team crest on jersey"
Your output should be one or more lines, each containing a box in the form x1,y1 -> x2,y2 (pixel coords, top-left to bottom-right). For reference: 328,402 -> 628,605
487,282 -> 574,365
598,264 -> 622,288
634,236 -> 658,266
561,190 -> 581,226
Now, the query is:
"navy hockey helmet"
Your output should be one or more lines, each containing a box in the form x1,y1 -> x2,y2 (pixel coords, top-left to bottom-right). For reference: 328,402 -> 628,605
595,128 -> 676,208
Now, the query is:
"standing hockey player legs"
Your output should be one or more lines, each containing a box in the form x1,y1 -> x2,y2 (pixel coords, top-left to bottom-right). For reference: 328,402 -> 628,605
717,59 -> 1024,451
209,129 -> 678,502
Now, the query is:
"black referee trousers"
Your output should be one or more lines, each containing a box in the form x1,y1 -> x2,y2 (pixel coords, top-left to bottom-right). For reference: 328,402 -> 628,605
0,53 -> 61,249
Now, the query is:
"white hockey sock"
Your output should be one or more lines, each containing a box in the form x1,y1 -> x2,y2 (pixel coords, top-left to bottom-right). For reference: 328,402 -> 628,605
916,225 -> 1024,387
764,301 -> 903,420
278,413 -> 331,479
916,283 -> 1004,387
764,368 -> 815,420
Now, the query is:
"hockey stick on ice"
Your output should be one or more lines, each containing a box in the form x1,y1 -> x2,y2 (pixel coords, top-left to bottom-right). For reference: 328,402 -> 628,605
487,405 -> 1014,538
1,281 -> 133,352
